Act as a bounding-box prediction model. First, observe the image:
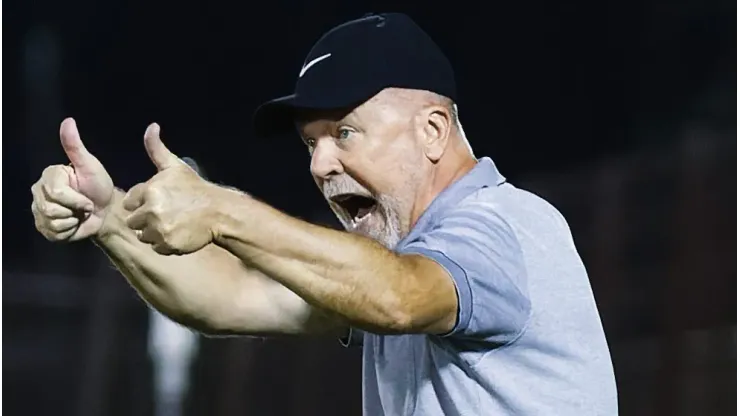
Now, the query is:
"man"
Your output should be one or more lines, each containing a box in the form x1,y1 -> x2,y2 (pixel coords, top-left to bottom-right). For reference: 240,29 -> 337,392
31,13 -> 618,415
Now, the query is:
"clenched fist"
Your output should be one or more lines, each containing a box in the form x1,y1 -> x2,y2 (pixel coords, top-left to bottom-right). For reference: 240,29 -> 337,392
122,123 -> 225,255
31,118 -> 115,241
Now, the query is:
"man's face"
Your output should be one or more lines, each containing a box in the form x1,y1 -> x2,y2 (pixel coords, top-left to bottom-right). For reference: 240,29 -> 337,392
297,91 -> 428,249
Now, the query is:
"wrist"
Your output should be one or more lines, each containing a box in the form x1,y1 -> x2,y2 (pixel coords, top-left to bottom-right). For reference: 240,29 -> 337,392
94,189 -> 127,243
211,186 -> 254,246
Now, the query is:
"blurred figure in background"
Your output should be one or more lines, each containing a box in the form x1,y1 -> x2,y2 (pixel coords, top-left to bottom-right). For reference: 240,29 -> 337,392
148,309 -> 198,416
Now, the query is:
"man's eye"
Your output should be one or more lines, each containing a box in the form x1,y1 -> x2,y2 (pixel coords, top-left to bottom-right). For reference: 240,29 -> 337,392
306,138 -> 316,148
338,128 -> 353,140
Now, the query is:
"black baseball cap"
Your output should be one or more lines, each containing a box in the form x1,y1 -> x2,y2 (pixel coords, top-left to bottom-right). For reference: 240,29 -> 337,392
252,13 -> 457,138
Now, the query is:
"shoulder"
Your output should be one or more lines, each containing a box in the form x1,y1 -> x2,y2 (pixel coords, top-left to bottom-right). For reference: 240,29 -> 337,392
460,183 -> 572,237
434,186 -> 519,243
400,186 -> 526,278
397,184 -> 527,255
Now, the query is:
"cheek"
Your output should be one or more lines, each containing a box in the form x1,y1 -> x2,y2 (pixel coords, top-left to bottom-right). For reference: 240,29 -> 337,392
376,141 -> 423,177
347,132 -> 421,189
367,160 -> 419,197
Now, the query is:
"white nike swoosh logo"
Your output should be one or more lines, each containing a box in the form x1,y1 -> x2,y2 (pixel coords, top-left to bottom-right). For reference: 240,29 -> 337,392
299,53 -> 332,78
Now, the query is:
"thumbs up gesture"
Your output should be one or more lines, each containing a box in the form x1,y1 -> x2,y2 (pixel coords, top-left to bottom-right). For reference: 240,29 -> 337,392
31,118 -> 115,241
122,123 -> 220,255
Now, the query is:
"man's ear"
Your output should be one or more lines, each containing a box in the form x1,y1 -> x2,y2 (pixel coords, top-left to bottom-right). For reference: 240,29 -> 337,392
418,105 -> 452,163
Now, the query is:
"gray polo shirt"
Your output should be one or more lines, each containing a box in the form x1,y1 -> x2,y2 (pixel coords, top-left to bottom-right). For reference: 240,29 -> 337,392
343,157 -> 618,415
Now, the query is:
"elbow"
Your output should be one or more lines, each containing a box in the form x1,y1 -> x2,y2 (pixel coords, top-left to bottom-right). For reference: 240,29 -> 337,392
382,309 -> 416,334
379,307 -> 440,335
376,295 -> 453,335
375,286 -> 458,335
371,253 -> 458,334
364,291 -> 413,333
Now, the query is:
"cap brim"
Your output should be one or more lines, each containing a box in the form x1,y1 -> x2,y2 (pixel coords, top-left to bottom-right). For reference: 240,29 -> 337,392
253,89 -> 379,139
252,94 -> 299,139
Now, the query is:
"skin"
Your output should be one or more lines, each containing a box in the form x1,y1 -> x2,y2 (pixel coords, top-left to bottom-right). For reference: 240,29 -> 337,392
30,87 -> 477,336
306,90 -> 476,246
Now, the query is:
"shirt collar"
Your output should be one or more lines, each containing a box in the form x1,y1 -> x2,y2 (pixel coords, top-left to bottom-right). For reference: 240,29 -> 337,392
397,157 -> 506,248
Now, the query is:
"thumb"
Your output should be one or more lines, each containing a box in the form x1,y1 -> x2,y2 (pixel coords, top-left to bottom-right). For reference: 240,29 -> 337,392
59,118 -> 94,171
144,123 -> 180,171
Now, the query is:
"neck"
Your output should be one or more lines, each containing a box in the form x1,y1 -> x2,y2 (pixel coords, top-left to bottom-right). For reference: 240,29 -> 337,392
409,146 -> 477,229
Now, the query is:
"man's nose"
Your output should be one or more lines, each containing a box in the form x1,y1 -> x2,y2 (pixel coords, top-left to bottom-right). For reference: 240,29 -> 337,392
310,139 -> 344,179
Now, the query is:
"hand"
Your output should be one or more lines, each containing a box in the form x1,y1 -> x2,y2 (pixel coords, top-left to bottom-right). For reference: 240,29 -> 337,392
31,118 -> 115,241
123,123 -> 220,255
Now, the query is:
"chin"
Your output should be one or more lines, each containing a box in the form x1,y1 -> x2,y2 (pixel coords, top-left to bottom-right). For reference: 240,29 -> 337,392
332,210 -> 401,249
357,217 -> 403,249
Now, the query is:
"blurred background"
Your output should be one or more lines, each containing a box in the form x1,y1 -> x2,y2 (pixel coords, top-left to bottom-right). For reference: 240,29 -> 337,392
3,1 -> 736,415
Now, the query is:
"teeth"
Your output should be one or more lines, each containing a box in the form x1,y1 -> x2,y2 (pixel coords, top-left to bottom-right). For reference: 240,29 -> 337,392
352,206 -> 374,226
356,206 -> 373,220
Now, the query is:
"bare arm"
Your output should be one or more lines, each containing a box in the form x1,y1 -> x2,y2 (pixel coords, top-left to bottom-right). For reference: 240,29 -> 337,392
210,191 -> 458,335
96,189 -> 347,337
30,120 -> 345,337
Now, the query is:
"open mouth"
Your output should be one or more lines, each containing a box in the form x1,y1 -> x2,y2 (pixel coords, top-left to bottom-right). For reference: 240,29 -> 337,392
330,193 -> 378,225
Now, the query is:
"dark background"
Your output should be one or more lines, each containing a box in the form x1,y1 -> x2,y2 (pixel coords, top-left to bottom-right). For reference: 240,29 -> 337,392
3,1 -> 736,415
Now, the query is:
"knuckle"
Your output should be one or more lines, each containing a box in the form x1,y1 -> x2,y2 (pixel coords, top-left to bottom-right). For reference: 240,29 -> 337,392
131,182 -> 146,194
125,184 -> 140,197
149,204 -> 163,217
31,183 -> 46,201
158,221 -> 173,238
42,164 -> 66,179
35,201 -> 49,216
41,182 -> 55,195
146,185 -> 163,201
41,165 -> 56,176
46,187 -> 64,200
42,206 -> 57,219
122,192 -> 135,206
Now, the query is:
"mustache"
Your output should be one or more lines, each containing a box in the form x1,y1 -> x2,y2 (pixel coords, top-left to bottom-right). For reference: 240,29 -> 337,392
322,176 -> 372,199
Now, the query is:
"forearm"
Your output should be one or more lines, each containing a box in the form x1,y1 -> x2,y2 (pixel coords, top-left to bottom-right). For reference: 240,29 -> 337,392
213,192 -> 430,333
95,190 -> 344,336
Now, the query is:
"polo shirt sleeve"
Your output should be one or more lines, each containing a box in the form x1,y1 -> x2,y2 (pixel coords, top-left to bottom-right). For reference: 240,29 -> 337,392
398,200 -> 531,344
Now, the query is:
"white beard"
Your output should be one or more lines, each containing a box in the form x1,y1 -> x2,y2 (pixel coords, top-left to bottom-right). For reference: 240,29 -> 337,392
323,176 -> 407,250
363,198 -> 403,249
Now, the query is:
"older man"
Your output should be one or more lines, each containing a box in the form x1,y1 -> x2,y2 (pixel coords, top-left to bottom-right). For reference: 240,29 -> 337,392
31,13 -> 617,416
